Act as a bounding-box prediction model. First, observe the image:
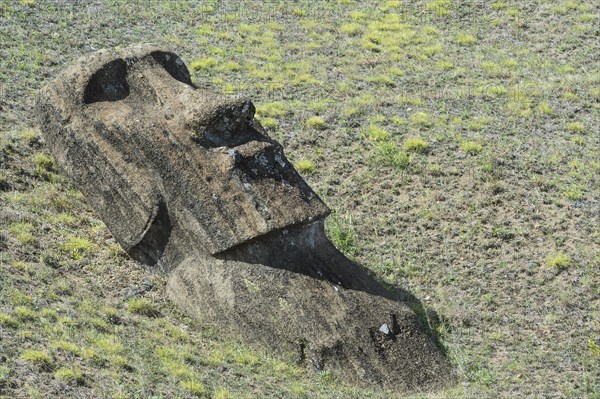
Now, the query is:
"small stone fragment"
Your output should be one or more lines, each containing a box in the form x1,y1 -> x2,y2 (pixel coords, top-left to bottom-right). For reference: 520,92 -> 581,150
379,323 -> 391,335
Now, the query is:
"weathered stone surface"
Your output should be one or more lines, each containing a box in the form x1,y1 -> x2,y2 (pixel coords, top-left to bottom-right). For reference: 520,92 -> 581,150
37,44 -> 329,270
169,221 -> 452,390
36,44 -> 454,392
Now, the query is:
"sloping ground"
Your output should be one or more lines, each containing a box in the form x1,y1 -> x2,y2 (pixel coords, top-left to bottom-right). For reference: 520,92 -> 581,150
0,1 -> 598,398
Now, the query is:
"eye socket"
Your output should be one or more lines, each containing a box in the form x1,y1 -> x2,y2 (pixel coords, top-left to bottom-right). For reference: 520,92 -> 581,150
150,51 -> 194,87
83,59 -> 130,104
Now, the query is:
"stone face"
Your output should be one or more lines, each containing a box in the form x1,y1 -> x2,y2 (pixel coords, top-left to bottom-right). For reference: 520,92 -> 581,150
36,44 -> 454,392
36,44 -> 329,270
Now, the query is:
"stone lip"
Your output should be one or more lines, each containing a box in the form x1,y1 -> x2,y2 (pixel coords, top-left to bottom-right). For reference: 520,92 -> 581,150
36,44 -> 454,393
36,44 -> 329,268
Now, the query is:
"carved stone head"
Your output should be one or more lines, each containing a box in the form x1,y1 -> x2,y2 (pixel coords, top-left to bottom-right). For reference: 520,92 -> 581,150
37,45 -> 453,392
37,44 -> 329,269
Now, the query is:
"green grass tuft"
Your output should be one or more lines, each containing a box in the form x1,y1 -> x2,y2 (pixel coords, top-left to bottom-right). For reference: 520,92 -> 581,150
214,387 -> 233,399
340,22 -> 362,36
376,142 -> 410,169
256,102 -> 287,117
295,159 -> 315,174
455,32 -> 477,45
403,137 -> 429,153
566,122 -> 585,133
305,116 -> 327,130
327,214 -> 357,256
60,236 -> 94,260
33,152 -> 56,177
15,306 -> 36,321
8,222 -> 35,244
51,340 -> 81,355
181,380 -> 206,396
127,298 -> 160,317
0,312 -> 19,328
19,129 -> 40,144
461,141 -> 483,154
546,253 -> 572,270
258,117 -> 278,129
218,61 -> 241,71
54,367 -> 86,385
410,112 -> 433,128
367,74 -> 394,86
20,350 -> 53,370
189,57 -> 217,71
365,125 -> 390,141
569,135 -> 584,145
564,186 -> 584,200
537,101 -> 554,115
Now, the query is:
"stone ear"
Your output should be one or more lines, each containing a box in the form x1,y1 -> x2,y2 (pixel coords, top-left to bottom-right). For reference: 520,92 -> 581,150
128,200 -> 172,267
42,116 -> 166,263
83,59 -> 130,104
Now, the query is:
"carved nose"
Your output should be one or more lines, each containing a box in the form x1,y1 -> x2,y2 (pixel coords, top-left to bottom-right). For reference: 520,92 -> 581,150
191,97 -> 256,148
212,99 -> 254,136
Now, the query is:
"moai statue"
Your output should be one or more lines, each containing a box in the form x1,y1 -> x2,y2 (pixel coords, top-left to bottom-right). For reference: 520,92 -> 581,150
37,44 -> 452,391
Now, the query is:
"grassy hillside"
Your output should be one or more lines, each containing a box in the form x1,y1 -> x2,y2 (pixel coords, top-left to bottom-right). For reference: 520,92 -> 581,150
1,0 -> 598,398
